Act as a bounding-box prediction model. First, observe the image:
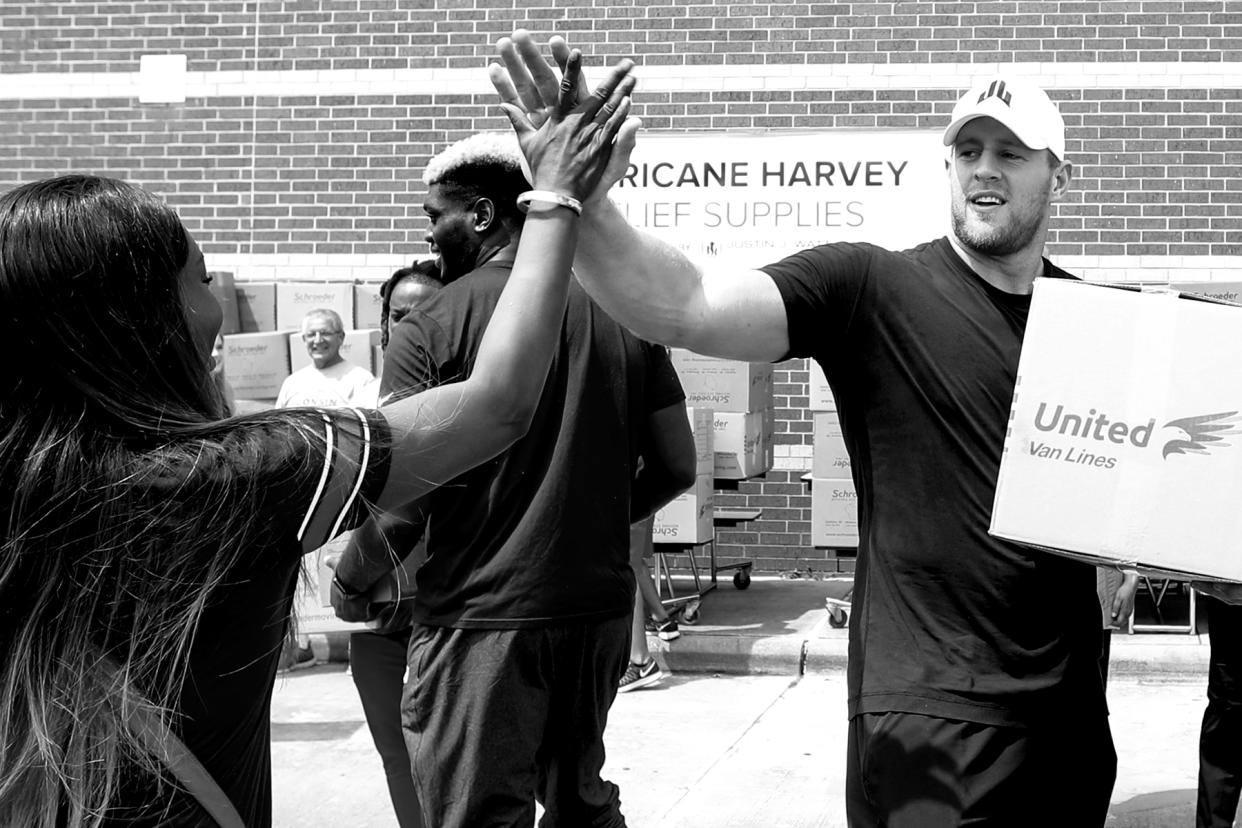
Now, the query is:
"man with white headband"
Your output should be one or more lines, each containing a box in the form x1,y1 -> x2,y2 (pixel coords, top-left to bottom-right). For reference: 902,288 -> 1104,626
491,32 -> 1115,827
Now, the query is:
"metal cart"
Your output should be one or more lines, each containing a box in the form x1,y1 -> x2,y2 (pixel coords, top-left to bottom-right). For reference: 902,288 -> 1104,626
651,508 -> 759,624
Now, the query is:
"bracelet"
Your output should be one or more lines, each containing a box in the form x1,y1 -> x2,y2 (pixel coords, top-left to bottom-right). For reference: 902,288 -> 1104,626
516,190 -> 583,216
332,573 -> 366,600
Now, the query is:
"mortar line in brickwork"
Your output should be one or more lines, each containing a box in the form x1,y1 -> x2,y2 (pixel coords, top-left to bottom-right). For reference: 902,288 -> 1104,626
3,61 -> 1242,102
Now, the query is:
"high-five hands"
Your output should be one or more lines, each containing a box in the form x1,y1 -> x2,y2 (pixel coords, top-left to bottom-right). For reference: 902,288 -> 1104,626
489,30 -> 640,206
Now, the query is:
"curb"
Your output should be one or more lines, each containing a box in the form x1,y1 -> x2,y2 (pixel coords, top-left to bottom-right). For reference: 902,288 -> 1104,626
653,632 -> 808,676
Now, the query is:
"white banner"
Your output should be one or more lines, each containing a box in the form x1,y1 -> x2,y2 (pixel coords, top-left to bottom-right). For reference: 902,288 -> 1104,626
609,130 -> 949,268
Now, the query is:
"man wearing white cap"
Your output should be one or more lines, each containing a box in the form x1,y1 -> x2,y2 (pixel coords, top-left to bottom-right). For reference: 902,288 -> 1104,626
491,31 -> 1115,827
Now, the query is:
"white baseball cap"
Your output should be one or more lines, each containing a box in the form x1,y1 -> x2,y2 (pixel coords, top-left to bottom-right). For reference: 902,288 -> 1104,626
942,77 -> 1066,161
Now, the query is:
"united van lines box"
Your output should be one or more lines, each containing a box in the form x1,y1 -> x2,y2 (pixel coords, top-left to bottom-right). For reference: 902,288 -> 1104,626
686,405 -> 714,474
991,279 -> 1242,582
809,360 -> 837,411
811,477 -> 860,547
713,409 -> 775,479
236,281 -> 277,332
288,329 -> 381,375
222,331 -> 293,399
813,411 -> 851,477
652,474 -> 714,544
354,282 -> 386,330
671,349 -> 774,412
276,282 -> 355,331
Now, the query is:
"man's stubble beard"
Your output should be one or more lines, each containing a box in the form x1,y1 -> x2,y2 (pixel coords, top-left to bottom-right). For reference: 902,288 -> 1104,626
950,181 -> 1052,258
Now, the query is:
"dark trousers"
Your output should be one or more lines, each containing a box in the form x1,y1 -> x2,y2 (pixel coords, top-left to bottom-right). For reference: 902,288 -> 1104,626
350,629 -> 423,828
846,710 -> 1116,827
1199,596 -> 1242,828
403,616 -> 630,828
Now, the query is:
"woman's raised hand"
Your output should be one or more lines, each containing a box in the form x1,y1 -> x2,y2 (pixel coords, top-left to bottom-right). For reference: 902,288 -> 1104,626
489,30 -> 640,206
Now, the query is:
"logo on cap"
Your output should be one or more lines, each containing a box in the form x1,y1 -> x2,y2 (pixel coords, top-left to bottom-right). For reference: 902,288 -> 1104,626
977,80 -> 1013,107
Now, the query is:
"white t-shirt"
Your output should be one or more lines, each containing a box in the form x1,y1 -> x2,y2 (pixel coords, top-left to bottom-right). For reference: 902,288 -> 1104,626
276,360 -> 375,408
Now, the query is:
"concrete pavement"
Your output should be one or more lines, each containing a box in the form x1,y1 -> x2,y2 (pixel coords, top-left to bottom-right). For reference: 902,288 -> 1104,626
271,666 -> 1210,827
278,575 -> 1216,826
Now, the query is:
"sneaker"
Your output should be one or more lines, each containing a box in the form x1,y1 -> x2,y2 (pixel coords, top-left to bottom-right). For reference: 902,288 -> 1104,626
654,617 -> 681,642
618,658 -> 662,693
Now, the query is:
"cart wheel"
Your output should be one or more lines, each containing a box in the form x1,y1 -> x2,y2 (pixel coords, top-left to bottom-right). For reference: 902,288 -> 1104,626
733,570 -> 751,590
828,609 -> 848,629
680,601 -> 701,625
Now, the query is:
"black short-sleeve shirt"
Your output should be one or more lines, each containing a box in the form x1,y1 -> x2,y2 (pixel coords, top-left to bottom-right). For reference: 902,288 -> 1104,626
763,237 -> 1104,728
381,259 -> 685,627
107,408 -> 390,827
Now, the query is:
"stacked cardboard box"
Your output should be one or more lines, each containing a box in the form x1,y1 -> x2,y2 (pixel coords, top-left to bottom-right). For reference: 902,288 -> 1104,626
221,330 -> 294,399
652,406 -> 715,544
236,282 -> 277,333
275,282 -> 356,331
671,349 -> 775,480
810,410 -> 858,547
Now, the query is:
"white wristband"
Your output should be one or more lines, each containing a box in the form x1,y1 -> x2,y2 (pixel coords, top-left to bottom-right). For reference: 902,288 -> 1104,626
516,190 -> 583,216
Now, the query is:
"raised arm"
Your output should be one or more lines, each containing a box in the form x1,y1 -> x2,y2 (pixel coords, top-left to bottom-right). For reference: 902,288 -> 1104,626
489,30 -> 790,362
371,55 -> 636,511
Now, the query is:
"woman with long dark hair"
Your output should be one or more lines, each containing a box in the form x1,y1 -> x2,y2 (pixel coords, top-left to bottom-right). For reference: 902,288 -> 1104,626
0,56 -> 634,827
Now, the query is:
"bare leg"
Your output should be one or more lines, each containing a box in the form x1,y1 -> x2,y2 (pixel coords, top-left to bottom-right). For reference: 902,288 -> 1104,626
629,585 -> 649,664
629,518 -> 669,623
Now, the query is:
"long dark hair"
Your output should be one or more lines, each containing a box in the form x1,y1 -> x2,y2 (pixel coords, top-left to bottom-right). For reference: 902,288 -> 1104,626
0,175 -> 335,825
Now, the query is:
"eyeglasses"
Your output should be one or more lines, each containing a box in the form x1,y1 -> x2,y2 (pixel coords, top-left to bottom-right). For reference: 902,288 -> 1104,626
302,330 -> 343,341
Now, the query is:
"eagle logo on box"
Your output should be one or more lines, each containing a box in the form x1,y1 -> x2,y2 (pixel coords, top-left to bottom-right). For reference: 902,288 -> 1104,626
1162,411 -> 1242,459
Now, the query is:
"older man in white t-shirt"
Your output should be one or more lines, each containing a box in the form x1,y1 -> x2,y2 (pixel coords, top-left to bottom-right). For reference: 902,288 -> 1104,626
276,308 -> 374,408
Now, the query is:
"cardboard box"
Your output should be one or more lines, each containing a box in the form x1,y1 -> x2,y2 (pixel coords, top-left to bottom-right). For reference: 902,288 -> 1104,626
354,282 -> 387,330
1168,281 -> 1242,306
813,411 -> 851,477
990,279 -> 1242,581
222,331 -> 293,399
652,474 -> 714,544
713,409 -> 774,480
809,360 -> 836,411
288,329 -> 382,375
810,477 -> 860,547
236,281 -> 277,332
686,406 -> 715,475
207,271 -> 240,335
671,349 -> 773,413
276,281 -> 356,331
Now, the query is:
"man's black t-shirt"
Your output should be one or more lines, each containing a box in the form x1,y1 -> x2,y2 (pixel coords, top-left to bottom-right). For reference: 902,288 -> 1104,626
763,237 -> 1104,728
106,409 -> 390,826
381,259 -> 686,628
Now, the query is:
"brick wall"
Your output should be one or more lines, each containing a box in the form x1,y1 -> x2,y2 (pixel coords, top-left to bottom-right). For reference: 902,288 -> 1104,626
2,1 -> 1241,572
4,2 -> 1240,73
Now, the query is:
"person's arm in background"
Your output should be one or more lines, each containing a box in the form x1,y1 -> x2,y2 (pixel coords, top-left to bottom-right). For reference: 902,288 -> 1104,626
631,402 -> 696,522
631,344 -> 696,521
1194,580 -> 1242,606
1111,569 -> 1139,628
329,498 -> 428,621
